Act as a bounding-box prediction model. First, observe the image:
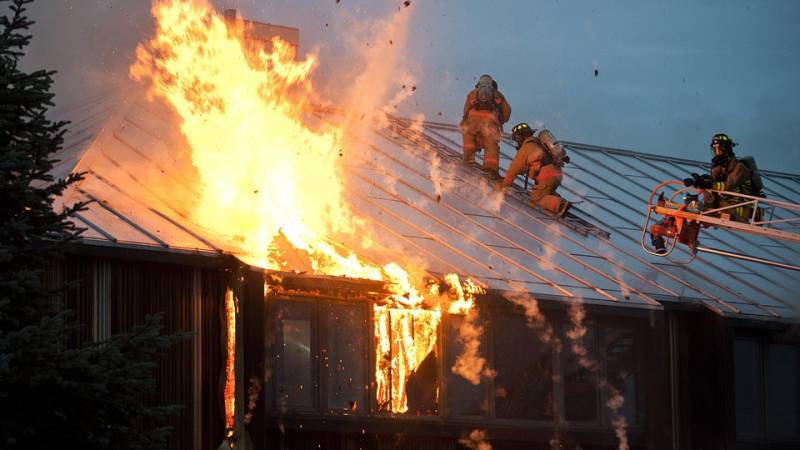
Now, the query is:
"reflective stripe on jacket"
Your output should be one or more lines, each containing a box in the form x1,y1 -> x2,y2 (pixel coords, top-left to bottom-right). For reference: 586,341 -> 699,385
711,157 -> 751,194
535,164 -> 562,182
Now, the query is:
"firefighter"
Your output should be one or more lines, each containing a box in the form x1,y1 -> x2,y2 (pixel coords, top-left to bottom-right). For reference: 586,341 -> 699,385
460,74 -> 511,180
684,133 -> 753,221
500,123 -> 571,217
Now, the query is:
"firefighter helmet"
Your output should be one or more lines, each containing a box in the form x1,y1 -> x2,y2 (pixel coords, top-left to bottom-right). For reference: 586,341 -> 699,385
511,122 -> 534,147
476,74 -> 493,88
710,133 -> 737,156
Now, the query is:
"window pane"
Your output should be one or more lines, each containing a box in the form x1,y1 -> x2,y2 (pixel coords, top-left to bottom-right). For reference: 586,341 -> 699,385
734,339 -> 763,436
273,301 -> 314,410
494,313 -> 553,420
564,325 -> 598,422
766,344 -> 800,438
604,328 -> 638,425
324,304 -> 366,414
444,315 -> 487,416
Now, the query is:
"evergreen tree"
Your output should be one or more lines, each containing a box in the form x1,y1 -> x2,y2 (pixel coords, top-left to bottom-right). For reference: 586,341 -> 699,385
0,1 -> 183,448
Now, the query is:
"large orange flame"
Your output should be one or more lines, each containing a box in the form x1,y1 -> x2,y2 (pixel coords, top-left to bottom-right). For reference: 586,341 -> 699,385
224,287 -> 236,430
131,0 -> 486,415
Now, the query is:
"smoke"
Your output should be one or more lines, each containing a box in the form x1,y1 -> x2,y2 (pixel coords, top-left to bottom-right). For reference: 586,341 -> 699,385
539,241 -> 558,272
336,2 -> 419,133
475,177 -> 505,214
565,296 -> 629,450
451,308 -> 496,385
397,116 -> 460,203
550,217 -> 628,450
538,212 -> 562,272
600,247 -> 633,299
504,282 -> 555,347
566,300 -> 596,371
606,387 -> 629,450
429,152 -> 445,201
458,429 -> 492,450
22,0 -> 153,110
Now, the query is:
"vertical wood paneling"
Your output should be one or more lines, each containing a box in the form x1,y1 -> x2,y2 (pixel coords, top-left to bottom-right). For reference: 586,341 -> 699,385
63,256 -> 94,344
61,254 -> 228,450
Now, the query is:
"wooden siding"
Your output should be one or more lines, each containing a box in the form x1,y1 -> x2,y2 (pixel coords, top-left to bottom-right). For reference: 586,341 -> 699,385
60,255 -> 228,450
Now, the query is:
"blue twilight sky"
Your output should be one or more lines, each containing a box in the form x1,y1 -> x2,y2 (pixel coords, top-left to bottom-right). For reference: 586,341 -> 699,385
21,0 -> 800,173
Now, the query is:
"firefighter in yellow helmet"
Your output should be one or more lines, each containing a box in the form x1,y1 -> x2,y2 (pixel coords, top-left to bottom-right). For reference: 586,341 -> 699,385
460,74 -> 511,180
685,133 -> 753,221
500,123 -> 571,217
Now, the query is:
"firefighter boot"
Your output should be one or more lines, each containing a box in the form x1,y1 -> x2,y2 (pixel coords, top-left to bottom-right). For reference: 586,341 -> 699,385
484,168 -> 501,181
462,150 -> 476,165
650,234 -> 667,255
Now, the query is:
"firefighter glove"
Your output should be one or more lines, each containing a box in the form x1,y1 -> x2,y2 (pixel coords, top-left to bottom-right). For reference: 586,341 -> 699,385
691,173 -> 713,189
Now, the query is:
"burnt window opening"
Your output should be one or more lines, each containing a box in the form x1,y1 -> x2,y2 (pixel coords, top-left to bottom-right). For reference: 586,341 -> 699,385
406,348 -> 439,415
374,308 -> 440,415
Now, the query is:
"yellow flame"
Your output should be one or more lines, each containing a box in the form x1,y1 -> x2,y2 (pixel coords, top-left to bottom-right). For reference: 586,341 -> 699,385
224,288 -> 236,430
445,273 -> 486,315
130,0 -> 357,271
131,1 -> 485,414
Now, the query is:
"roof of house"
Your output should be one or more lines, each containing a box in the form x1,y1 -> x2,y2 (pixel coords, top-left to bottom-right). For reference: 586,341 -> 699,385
52,94 -> 800,321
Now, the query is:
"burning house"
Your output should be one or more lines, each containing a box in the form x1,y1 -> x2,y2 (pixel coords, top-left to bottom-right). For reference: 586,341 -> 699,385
48,3 -> 800,450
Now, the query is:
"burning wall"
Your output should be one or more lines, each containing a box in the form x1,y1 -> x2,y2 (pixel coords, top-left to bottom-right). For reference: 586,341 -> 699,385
129,0 -> 489,418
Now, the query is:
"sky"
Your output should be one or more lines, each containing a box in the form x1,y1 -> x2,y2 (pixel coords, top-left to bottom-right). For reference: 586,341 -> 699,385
19,0 -> 800,174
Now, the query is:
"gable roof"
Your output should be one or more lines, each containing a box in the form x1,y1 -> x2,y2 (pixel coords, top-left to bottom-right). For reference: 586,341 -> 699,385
52,95 -> 800,321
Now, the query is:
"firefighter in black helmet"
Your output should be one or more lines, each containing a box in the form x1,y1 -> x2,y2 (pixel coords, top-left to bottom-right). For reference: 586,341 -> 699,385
684,133 -> 753,221
500,123 -> 570,217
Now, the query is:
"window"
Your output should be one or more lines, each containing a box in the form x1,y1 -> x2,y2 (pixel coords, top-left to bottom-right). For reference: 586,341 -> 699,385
272,301 -> 315,410
766,344 -> 800,438
563,324 -> 599,422
734,338 -> 764,436
444,314 -> 487,416
323,303 -> 366,414
493,312 -> 553,420
603,327 -> 638,425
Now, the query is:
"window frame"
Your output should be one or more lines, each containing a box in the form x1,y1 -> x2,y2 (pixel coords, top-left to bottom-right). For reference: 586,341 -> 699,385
265,295 -> 372,415
263,294 -> 649,433
267,296 -> 319,414
319,299 -> 372,416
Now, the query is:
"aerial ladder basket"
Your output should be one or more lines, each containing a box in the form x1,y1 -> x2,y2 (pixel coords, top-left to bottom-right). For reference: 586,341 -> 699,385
641,180 -> 800,272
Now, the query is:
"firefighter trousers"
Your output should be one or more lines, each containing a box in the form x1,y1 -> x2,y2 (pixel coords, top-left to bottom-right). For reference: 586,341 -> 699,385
460,116 -> 501,172
530,175 -> 565,215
